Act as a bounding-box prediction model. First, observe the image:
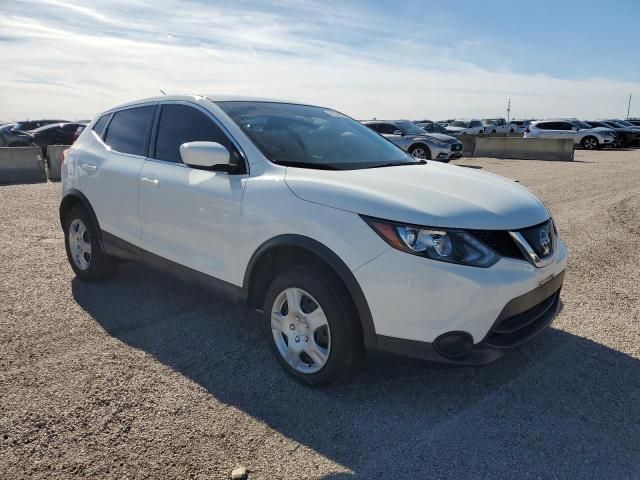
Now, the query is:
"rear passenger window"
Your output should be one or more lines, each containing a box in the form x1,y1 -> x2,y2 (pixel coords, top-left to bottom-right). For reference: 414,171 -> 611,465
104,106 -> 155,156
154,104 -> 240,165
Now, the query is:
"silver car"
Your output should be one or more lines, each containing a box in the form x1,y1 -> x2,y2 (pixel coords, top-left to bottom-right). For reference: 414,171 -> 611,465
362,120 -> 463,162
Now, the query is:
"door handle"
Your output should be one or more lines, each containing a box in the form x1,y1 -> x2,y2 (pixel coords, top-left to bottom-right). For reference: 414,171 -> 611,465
80,163 -> 98,173
140,176 -> 159,186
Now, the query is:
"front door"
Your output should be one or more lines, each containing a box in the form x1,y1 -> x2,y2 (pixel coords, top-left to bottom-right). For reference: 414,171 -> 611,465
138,102 -> 247,284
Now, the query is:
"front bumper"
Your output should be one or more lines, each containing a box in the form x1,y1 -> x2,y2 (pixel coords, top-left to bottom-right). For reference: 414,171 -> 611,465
430,143 -> 463,161
354,238 -> 567,365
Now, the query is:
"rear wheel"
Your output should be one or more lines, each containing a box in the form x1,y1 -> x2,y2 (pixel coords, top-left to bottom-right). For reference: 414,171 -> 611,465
408,144 -> 431,160
64,206 -> 116,280
580,136 -> 598,150
264,268 -> 361,386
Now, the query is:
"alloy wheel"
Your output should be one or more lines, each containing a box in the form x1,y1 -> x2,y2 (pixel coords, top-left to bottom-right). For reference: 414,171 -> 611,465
411,148 -> 427,159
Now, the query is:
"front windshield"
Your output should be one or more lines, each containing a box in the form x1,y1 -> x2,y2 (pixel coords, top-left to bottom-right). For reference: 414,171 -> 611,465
483,119 -> 498,125
394,121 -> 426,135
450,121 -> 469,127
615,120 -> 633,127
604,121 -> 623,128
218,102 -> 419,170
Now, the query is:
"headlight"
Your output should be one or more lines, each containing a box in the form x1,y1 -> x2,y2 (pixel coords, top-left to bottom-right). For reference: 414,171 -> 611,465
362,216 -> 499,268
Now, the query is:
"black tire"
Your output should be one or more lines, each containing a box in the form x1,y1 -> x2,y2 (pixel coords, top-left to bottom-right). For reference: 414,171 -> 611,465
408,143 -> 431,160
63,206 -> 116,281
580,136 -> 599,150
263,268 -> 362,386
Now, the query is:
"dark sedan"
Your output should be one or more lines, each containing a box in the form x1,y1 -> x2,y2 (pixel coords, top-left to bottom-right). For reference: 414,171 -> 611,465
21,122 -> 87,155
585,121 -> 640,147
0,119 -> 68,147
415,122 -> 449,134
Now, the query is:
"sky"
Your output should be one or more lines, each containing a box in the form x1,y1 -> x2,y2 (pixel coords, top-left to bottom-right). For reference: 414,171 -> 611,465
1,0 -> 639,122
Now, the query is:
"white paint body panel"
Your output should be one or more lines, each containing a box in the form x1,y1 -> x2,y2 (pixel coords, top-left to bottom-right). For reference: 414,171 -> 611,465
62,94 -> 568,348
284,161 -> 550,230
354,240 -> 567,343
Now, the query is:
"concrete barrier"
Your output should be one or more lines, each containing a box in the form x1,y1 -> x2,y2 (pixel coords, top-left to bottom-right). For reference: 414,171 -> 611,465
47,145 -> 70,180
457,135 -> 477,156
0,147 -> 47,184
473,137 -> 574,161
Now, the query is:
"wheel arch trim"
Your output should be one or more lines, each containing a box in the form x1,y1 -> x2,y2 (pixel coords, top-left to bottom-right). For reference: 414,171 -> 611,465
59,189 -> 104,249
242,234 -> 378,349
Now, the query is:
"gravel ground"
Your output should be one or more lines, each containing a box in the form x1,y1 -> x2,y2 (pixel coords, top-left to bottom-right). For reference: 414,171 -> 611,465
1,149 -> 639,479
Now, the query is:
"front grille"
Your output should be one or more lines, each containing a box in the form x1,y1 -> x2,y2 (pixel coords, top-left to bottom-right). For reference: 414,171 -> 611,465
519,220 -> 553,258
485,290 -> 560,348
469,230 -> 524,260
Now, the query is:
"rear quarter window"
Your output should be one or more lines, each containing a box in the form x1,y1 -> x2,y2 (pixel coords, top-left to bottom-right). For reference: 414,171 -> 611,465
92,114 -> 111,138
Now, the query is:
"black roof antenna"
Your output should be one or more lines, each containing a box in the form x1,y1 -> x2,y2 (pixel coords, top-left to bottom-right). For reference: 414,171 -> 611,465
160,90 -> 167,95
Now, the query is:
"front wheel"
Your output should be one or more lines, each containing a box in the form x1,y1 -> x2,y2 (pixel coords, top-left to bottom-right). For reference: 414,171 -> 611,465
263,268 -> 361,386
580,136 -> 599,150
409,144 -> 431,160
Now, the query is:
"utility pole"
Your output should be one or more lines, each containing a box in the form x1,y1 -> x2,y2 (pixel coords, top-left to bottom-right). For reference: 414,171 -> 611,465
507,98 -> 511,123
627,93 -> 632,119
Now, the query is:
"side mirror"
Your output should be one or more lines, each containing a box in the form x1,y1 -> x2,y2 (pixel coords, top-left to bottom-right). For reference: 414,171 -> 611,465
571,127 -> 578,131
180,141 -> 230,170
392,129 -> 403,136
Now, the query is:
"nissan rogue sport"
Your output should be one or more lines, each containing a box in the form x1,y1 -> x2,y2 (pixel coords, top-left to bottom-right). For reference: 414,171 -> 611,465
60,95 -> 567,386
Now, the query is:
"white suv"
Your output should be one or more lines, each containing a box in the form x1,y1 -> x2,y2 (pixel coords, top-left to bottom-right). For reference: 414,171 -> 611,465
60,95 -> 567,385
524,119 -> 616,149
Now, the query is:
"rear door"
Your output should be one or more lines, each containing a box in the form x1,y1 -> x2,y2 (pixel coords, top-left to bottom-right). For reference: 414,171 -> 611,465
78,104 -> 156,245
535,122 -> 562,139
138,102 -> 248,283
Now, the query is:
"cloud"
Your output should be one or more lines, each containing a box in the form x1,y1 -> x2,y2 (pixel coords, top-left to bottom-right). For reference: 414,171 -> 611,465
0,0 -> 638,121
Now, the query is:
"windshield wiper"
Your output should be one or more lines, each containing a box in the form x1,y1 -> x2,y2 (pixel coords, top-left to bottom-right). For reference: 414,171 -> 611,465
368,160 -> 426,169
276,161 -> 340,170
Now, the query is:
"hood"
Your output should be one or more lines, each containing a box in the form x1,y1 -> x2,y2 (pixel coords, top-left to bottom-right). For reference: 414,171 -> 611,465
420,132 -> 460,143
408,133 -> 458,144
581,127 -> 612,134
284,162 -> 549,230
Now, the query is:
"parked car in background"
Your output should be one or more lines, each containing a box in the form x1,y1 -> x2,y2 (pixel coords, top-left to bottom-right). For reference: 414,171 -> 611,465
72,124 -> 88,143
363,120 -> 463,161
626,119 -> 640,127
33,122 -> 88,154
445,119 -> 484,135
13,122 -> 88,155
416,122 -> 449,134
610,119 -> 640,130
0,123 -> 15,142
508,119 -> 533,133
0,119 -> 69,147
482,118 -> 515,134
524,119 -> 616,149
585,120 -> 640,147
60,94 -> 567,385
